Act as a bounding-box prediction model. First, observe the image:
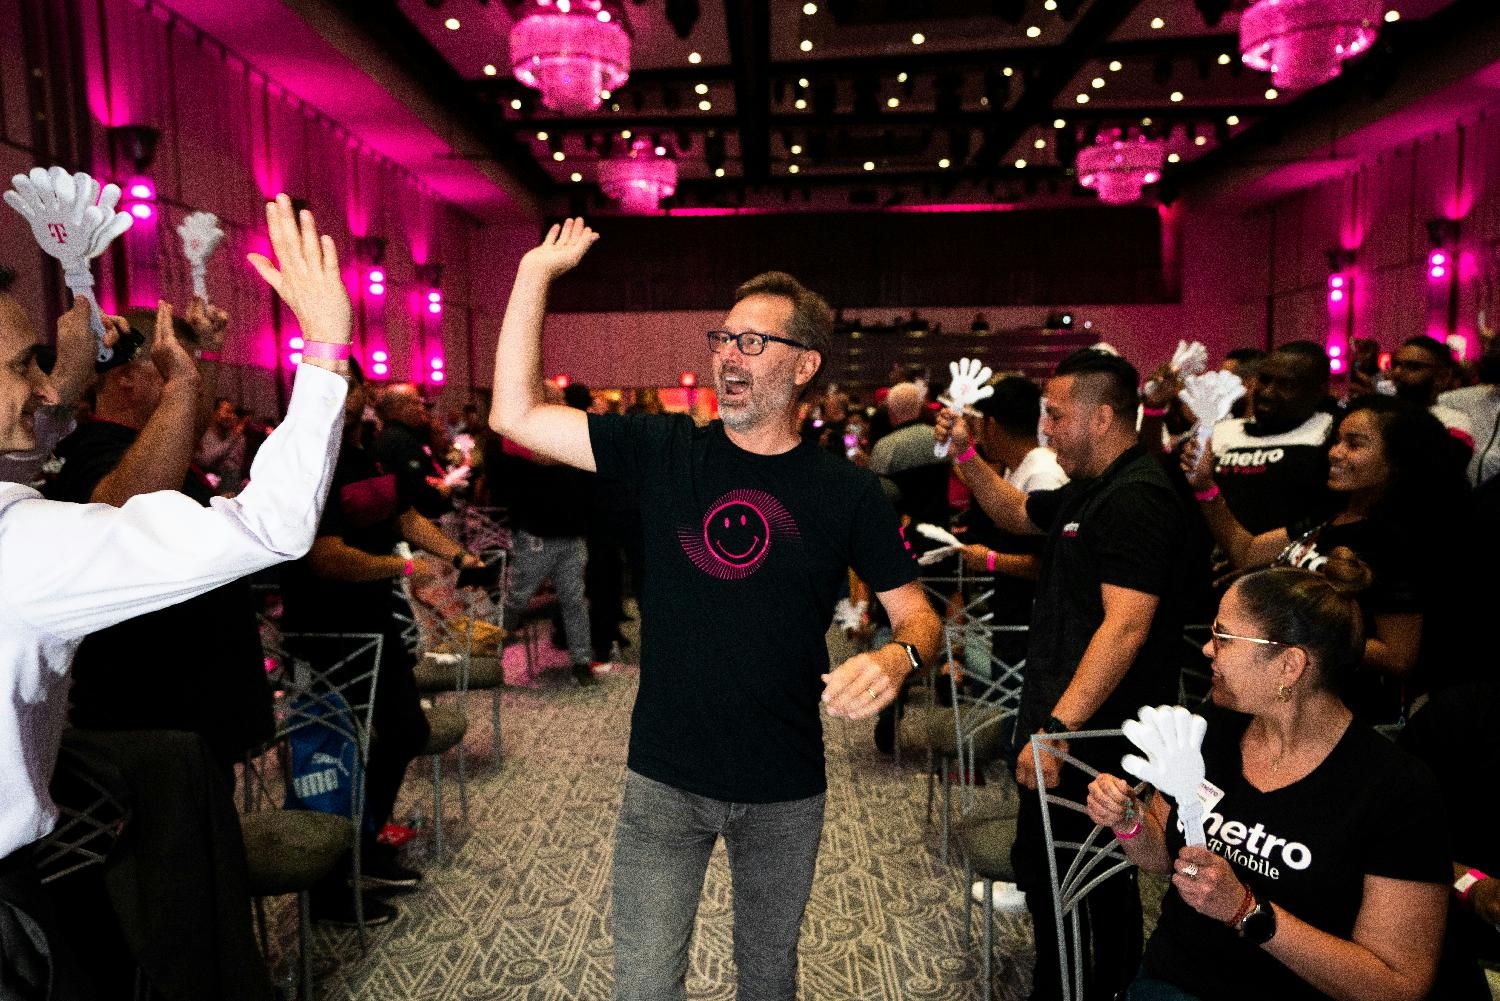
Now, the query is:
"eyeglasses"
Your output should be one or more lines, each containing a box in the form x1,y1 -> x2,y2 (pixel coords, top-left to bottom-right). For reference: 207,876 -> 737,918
706,329 -> 810,356
1208,621 -> 1292,653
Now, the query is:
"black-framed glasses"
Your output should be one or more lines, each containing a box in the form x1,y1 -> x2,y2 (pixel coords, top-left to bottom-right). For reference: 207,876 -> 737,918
1209,620 -> 1292,653
706,329 -> 810,356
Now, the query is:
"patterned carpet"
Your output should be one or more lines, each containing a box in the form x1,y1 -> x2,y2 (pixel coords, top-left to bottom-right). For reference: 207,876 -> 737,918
257,616 -> 1149,1001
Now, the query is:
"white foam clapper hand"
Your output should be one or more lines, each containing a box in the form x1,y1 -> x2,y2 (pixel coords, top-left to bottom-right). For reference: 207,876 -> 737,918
1121,704 -> 1210,846
1170,340 -> 1209,378
914,523 -> 964,567
832,598 -> 866,631
443,465 -> 472,489
177,211 -> 226,300
5,167 -> 133,362
934,357 -> 994,458
1179,369 -> 1246,448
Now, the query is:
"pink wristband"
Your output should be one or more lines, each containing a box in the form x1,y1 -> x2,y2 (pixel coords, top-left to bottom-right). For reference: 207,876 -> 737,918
1140,405 -> 1168,418
1115,818 -> 1142,841
402,559 -> 414,578
986,550 -> 997,573
197,350 -> 221,362
1193,484 -> 1221,503
301,339 -> 352,362
954,444 -> 978,464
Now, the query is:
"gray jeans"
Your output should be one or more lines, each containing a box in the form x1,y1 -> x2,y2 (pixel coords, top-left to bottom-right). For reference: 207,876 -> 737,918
611,770 -> 826,1001
501,530 -> 591,666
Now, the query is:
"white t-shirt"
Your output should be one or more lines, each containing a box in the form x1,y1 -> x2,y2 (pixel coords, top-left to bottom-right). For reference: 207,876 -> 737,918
1437,384 -> 1500,485
1005,445 -> 1068,493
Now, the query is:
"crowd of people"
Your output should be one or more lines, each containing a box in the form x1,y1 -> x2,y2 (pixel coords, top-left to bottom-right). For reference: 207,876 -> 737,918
2,192 -> 1497,1001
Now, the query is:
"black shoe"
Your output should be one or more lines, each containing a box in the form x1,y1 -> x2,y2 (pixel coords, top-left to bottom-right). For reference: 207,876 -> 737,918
311,891 -> 396,927
572,663 -> 598,687
874,706 -> 896,754
359,852 -> 423,890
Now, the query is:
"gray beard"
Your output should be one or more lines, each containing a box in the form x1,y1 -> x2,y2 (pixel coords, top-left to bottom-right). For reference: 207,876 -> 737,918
717,378 -> 798,434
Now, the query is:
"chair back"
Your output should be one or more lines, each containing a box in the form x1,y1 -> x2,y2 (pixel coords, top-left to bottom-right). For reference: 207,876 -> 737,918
943,615 -> 1027,815
37,739 -> 132,885
1030,728 -> 1138,1001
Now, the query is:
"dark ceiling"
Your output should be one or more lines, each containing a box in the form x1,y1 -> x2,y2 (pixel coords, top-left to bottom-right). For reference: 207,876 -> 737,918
329,0 -> 1468,215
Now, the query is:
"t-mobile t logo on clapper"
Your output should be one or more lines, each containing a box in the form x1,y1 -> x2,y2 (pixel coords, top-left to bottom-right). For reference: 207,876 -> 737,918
46,222 -> 67,244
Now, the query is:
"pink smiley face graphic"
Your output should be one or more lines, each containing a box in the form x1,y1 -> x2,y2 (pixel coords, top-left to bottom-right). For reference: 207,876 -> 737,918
678,489 -> 799,580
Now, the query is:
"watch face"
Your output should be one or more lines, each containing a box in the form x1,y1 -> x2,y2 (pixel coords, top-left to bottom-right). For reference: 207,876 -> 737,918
1240,903 -> 1276,944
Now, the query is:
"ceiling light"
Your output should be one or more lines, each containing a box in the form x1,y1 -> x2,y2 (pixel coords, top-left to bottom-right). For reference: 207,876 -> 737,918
600,89 -> 611,99
938,158 -> 951,168
510,98 -> 523,110
912,32 -> 925,44
1076,93 -> 1090,104
799,77 -> 810,88
537,131 -> 549,140
1226,114 -> 1240,125
699,100 -> 712,110
689,51 -> 702,64
1092,77 -> 1105,88
1195,135 -> 1207,145
1026,25 -> 1042,37
897,72 -> 908,83
1141,116 -> 1153,125
800,39 -> 813,51
654,145 -> 666,156
1217,52 -> 1232,65
1167,152 -> 1181,163
887,97 -> 900,108
1240,0 -> 1384,90
1108,60 -> 1123,72
1384,9 -> 1400,22
695,83 -> 708,94
789,163 -> 800,174
715,167 -> 726,177
1077,132 -> 1165,204
1150,17 -> 1165,29
1053,118 -> 1067,128
804,1 -> 818,13
980,97 -> 989,106
1034,138 -> 1047,149
1265,87 -> 1279,99
622,129 -> 632,138
795,98 -> 807,109
791,144 -> 802,154
1045,0 -> 1058,8
863,161 -> 875,171
1170,90 -> 1184,102
597,10 -> 611,22
1003,67 -> 1014,77
598,138 -> 677,212
553,151 -> 565,161
483,64 -> 497,76
510,3 -> 630,113
445,17 -> 460,30
1014,158 -> 1027,168
571,172 -> 583,182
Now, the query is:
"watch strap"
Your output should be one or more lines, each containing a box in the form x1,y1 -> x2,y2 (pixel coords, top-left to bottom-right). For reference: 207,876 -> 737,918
896,641 -> 921,672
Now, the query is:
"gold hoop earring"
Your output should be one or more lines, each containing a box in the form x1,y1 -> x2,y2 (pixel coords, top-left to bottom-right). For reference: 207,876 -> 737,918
1276,682 -> 1291,702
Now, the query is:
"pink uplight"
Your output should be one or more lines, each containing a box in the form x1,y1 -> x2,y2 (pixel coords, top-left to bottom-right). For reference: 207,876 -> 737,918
1330,358 -> 1346,374
427,291 -> 442,303
129,183 -> 152,199
372,362 -> 389,377
372,350 -> 389,363
289,336 -> 305,350
430,358 -> 445,371
431,370 -> 445,384
1329,289 -> 1344,302
1430,251 -> 1447,266
289,351 -> 303,365
368,269 -> 385,283
1330,276 -> 1345,289
1430,266 -> 1447,279
368,282 -> 386,296
1328,344 -> 1341,357
129,203 -> 154,220
428,302 -> 442,315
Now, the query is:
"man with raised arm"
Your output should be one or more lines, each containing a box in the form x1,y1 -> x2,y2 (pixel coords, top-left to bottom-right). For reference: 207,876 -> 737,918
0,194 -> 352,1000
490,219 -> 941,1001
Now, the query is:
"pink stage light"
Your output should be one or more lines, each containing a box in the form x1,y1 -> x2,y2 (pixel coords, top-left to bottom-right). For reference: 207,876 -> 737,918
511,0 -> 631,114
1076,132 -> 1165,206
431,370 -> 445,384
372,350 -> 389,363
129,203 -> 154,220
368,282 -> 386,296
368,269 -> 385,283
430,358 -> 444,371
1430,251 -> 1447,266
289,351 -> 303,365
372,362 -> 389,377
680,371 -> 697,388
289,336 -> 305,350
555,374 -> 571,389
599,138 -> 678,213
1240,0 -> 1382,91
1430,265 -> 1447,279
1328,344 -> 1342,358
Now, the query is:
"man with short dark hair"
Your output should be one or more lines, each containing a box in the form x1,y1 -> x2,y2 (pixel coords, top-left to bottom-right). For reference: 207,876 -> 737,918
374,382 -> 452,518
1390,335 -> 1474,443
939,347 -> 1194,1001
489,220 -> 940,1001
195,396 -> 246,495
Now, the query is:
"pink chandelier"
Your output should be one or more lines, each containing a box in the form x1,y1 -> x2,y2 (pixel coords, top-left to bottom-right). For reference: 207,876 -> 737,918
1239,0 -> 1383,91
1076,133 -> 1165,205
510,0 -> 630,114
598,139 -> 677,213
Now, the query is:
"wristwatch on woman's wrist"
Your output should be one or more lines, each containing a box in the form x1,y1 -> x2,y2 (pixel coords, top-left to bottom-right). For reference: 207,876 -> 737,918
1235,890 -> 1277,944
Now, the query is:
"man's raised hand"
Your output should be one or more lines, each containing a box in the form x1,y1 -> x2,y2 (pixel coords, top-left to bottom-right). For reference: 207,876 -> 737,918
150,301 -> 200,387
246,194 -> 351,346
520,217 -> 598,281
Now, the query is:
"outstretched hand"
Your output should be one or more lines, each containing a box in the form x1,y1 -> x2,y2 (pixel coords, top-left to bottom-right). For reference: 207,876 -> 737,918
520,217 -> 598,281
246,193 -> 351,346
150,301 -> 200,386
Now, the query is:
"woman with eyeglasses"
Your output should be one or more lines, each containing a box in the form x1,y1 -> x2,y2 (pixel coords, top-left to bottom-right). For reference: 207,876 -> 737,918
1085,552 -> 1451,1001
1182,393 -> 1470,723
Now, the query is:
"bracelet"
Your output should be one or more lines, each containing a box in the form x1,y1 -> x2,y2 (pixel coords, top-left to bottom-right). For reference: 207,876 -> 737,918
953,444 -> 978,464
1140,405 -> 1169,418
986,550 -> 997,573
1228,885 -> 1257,929
301,339 -> 352,362
402,558 -> 414,578
1115,818 -> 1142,841
1456,868 -> 1490,901
1193,484 -> 1221,503
1041,714 -> 1075,735
197,350 -> 221,362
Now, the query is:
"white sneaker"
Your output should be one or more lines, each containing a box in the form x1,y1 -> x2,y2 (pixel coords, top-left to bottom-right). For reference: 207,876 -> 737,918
971,880 -> 1028,914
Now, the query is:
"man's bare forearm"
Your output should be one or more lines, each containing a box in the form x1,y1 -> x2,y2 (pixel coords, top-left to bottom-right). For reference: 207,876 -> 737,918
489,261 -> 548,437
91,378 -> 200,506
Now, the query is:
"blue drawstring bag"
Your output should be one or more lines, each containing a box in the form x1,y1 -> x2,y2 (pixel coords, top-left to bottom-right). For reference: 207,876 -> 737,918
283,691 -> 361,818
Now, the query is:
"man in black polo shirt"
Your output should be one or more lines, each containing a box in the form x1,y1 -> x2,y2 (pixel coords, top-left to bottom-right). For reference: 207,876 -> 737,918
938,348 -> 1193,1001
489,219 -> 941,1001
374,382 -> 453,519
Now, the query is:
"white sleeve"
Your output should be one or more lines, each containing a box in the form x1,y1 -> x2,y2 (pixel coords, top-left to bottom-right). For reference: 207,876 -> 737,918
0,364 -> 347,641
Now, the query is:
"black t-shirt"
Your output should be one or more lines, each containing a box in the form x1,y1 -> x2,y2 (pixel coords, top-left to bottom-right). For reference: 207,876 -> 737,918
280,443 -> 410,635
1144,707 -> 1450,1001
43,420 -> 271,767
491,448 -> 593,538
1212,413 -> 1337,536
1018,444 -> 1192,738
589,413 -> 918,802
374,422 -> 449,519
